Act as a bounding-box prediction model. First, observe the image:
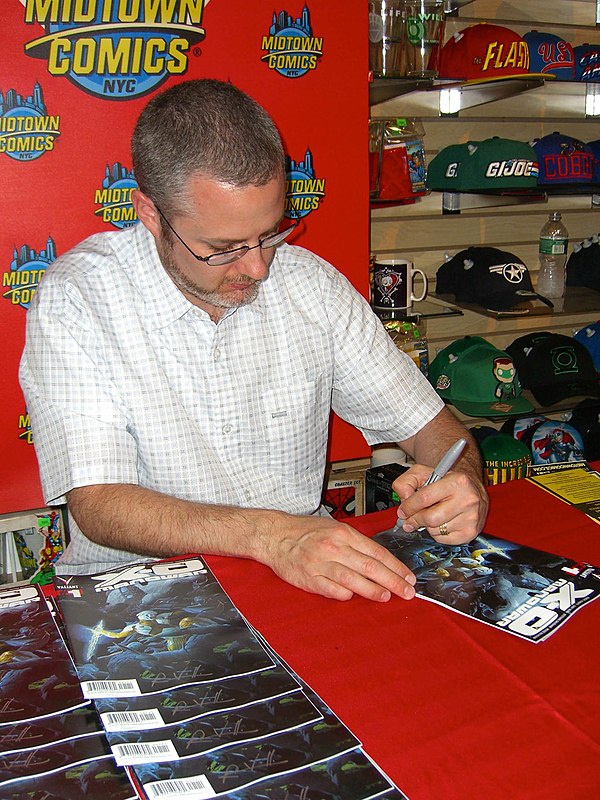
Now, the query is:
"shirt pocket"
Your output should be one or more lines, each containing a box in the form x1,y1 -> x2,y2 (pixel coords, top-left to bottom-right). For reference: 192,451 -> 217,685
260,376 -> 331,475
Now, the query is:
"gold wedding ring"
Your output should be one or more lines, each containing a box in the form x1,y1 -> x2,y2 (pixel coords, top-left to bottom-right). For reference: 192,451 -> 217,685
438,522 -> 450,536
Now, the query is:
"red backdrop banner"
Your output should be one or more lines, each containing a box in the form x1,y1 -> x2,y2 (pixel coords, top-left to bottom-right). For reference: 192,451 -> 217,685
1,0 -> 370,514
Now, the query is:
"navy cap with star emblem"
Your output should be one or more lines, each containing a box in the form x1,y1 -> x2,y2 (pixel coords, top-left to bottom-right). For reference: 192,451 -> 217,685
436,246 -> 553,311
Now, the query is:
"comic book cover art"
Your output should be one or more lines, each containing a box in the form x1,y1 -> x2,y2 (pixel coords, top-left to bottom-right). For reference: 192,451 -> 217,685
54,557 -> 275,698
0,706 -> 102,755
97,666 -> 300,732
211,749 -> 407,800
109,690 -> 322,765
6,755 -> 136,800
131,707 -> 360,799
374,529 -> 600,642
0,584 -> 87,726
0,730 -> 111,789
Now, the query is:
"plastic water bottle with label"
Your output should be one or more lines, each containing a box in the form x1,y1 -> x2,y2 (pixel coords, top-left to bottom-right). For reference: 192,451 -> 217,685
537,211 -> 569,299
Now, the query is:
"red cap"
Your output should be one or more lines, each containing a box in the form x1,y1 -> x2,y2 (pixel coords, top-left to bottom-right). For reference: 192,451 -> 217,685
440,23 -> 548,83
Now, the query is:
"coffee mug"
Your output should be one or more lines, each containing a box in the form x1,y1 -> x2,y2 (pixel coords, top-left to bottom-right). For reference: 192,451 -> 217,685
372,260 -> 428,311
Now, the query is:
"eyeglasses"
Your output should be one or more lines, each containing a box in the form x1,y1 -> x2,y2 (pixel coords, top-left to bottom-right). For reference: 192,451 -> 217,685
155,205 -> 300,267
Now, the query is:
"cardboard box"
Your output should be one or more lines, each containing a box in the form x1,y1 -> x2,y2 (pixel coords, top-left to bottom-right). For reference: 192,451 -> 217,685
322,470 -> 366,519
365,463 -> 408,514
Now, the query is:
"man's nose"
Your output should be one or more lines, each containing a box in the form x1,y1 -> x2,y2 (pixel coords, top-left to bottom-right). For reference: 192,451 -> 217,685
236,244 -> 270,280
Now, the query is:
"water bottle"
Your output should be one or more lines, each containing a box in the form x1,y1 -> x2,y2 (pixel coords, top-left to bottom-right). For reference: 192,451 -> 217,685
537,211 -> 569,299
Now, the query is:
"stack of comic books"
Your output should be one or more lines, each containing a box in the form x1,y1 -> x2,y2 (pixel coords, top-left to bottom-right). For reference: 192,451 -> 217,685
374,528 -> 600,642
52,556 -> 407,800
0,582 -> 136,799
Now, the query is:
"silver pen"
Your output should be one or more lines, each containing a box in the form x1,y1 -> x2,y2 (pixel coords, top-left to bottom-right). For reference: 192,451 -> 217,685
391,438 -> 468,535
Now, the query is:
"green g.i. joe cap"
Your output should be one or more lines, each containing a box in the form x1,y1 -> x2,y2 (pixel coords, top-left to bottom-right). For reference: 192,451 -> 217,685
427,137 -> 539,192
429,336 -> 534,417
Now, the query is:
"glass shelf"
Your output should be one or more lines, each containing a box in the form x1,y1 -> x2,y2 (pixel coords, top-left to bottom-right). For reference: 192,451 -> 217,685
375,297 -> 464,322
433,287 -> 600,320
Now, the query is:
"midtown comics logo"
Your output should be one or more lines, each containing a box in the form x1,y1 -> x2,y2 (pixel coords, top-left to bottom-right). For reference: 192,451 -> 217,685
0,81 -> 60,161
2,236 -> 57,310
18,410 -> 34,445
95,162 -> 138,228
261,5 -> 323,78
23,0 -> 207,100
285,148 -> 325,218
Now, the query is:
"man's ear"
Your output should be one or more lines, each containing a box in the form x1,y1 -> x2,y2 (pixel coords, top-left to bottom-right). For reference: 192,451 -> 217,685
132,190 -> 161,238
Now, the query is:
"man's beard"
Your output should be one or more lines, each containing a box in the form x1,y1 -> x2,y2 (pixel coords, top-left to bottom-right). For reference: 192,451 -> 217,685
158,239 -> 261,310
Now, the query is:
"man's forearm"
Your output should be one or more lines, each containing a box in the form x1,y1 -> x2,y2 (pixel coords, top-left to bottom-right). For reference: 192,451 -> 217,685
67,483 -> 288,563
404,407 -> 484,482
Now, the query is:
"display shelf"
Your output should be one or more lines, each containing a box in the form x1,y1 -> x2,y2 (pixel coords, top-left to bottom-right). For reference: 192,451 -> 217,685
369,77 -> 433,106
377,297 -> 464,322
370,75 -> 547,109
440,190 -> 547,214
433,286 -> 600,320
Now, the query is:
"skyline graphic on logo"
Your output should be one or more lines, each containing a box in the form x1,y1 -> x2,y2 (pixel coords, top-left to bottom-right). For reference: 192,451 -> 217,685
261,5 -> 323,78
286,147 -> 325,217
3,236 -> 57,310
23,0 -> 206,100
0,81 -> 60,161
95,162 -> 138,229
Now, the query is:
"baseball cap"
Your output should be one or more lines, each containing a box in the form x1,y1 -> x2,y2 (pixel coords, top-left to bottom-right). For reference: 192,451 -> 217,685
574,322 -> 600,372
429,336 -> 534,417
506,331 -> 555,388
523,31 -> 575,80
530,420 -> 586,464
439,23 -> 549,83
501,414 -> 548,446
568,398 -> 600,460
532,132 -> 595,185
480,433 -> 532,484
508,333 -> 600,406
436,247 -> 552,311
426,143 -> 471,191
587,139 -> 600,183
566,235 -> 600,292
573,44 -> 600,81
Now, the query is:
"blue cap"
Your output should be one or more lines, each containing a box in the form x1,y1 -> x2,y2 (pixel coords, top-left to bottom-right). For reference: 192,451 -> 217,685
531,132 -> 595,184
574,44 -> 600,81
523,31 -> 575,79
574,322 -> 600,373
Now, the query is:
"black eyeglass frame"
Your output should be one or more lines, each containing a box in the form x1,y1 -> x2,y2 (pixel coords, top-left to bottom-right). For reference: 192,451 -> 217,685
155,205 -> 300,267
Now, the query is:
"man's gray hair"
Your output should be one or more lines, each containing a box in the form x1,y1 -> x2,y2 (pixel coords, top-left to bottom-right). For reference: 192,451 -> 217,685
131,79 -> 286,217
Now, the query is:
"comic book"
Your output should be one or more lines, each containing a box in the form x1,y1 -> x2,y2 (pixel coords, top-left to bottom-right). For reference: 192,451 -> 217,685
0,729 -> 112,789
96,665 -> 301,732
0,706 -> 102,755
129,704 -> 360,799
0,583 -> 88,726
108,690 -> 323,766
165,749 -> 407,800
7,755 -> 136,800
374,528 -> 600,642
54,557 -> 275,699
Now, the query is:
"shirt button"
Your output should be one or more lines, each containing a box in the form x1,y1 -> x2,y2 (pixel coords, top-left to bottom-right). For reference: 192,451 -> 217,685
214,348 -> 221,361
222,424 -> 232,434
244,490 -> 253,502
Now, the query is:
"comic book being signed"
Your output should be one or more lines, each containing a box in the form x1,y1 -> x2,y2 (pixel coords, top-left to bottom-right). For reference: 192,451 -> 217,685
0,584 -> 88,726
54,557 -> 275,699
374,528 -> 600,642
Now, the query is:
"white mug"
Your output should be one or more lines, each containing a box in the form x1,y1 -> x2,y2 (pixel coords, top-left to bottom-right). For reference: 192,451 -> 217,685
372,259 -> 428,311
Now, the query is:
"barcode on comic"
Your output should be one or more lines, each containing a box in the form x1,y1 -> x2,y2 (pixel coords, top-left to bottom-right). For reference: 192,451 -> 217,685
113,740 -> 178,765
101,709 -> 163,731
145,775 -> 216,799
81,679 -> 141,698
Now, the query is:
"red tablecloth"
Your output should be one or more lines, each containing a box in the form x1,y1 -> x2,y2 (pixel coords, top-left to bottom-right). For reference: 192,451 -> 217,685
206,474 -> 600,800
